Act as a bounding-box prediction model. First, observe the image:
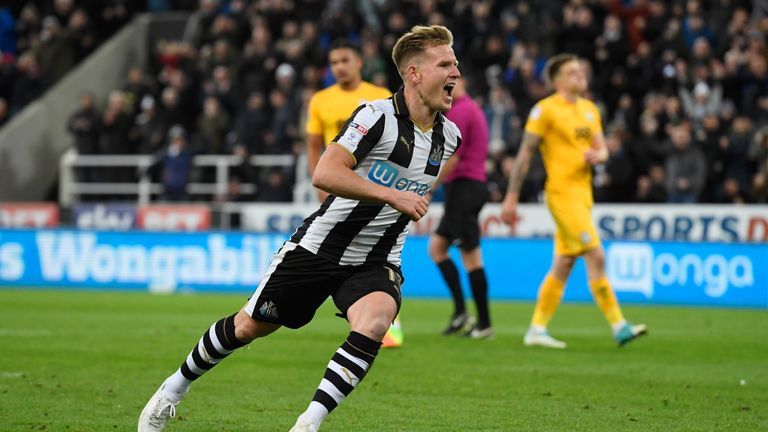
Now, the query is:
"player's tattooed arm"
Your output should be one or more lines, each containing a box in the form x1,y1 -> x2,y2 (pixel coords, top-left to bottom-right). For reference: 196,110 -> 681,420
506,132 -> 542,198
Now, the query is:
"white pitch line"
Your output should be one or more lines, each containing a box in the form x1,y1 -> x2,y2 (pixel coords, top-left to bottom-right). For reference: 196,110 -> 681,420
0,329 -> 53,336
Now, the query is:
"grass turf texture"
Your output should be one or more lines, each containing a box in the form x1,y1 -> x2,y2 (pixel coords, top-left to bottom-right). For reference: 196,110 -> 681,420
1,289 -> 766,431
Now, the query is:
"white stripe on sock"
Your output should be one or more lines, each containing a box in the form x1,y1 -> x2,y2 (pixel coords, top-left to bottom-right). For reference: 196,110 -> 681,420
336,347 -> 370,370
328,360 -> 360,386
318,378 -> 345,404
208,326 -> 235,356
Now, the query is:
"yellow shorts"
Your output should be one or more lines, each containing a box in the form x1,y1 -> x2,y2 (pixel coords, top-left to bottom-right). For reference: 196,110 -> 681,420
546,195 -> 600,256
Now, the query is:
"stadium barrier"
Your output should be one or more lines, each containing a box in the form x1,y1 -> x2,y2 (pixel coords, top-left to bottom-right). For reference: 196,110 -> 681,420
241,202 -> 768,242
1,228 -> 765,308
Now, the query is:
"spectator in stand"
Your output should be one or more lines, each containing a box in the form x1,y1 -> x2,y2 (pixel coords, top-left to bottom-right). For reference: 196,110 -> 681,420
68,91 -> 100,156
484,85 -> 518,156
233,91 -> 270,155
14,4 -> 40,54
209,65 -> 240,118
0,5 -> 16,56
637,164 -> 668,203
679,81 -> 723,130
665,121 -> 706,203
99,90 -> 133,155
68,7 -> 96,61
718,116 -> 755,197
9,51 -> 43,112
256,166 -> 293,202
135,95 -> 166,155
123,67 -> 154,114
594,129 -> 636,202
162,125 -> 193,201
34,15 -> 77,88
195,96 -> 230,154
0,97 -> 9,127
67,91 -> 100,183
749,127 -> 768,203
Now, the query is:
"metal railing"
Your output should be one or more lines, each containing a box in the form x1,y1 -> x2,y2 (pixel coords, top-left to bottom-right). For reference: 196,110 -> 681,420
59,149 -> 306,206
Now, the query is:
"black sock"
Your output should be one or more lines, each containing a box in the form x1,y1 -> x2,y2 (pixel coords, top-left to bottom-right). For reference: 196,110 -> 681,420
438,259 -> 465,316
469,268 -> 491,328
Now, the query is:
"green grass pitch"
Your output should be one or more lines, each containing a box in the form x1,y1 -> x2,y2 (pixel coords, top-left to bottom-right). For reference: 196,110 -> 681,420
1,289 -> 766,431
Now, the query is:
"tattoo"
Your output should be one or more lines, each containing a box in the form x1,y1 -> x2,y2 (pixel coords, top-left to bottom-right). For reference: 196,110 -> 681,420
508,132 -> 542,196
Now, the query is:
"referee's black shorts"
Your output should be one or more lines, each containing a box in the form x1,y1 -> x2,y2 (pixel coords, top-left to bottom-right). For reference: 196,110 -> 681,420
435,179 -> 488,250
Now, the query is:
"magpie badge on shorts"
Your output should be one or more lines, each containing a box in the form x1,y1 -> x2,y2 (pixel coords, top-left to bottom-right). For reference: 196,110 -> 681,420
258,300 -> 279,320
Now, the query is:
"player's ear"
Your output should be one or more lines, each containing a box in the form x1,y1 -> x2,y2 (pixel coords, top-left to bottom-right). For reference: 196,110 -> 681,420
406,65 -> 421,84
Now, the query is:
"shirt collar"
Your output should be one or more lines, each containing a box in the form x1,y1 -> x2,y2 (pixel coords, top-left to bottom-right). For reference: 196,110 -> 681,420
392,86 -> 444,124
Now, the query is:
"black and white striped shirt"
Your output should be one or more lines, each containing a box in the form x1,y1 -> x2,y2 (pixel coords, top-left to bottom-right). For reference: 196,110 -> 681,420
290,88 -> 462,266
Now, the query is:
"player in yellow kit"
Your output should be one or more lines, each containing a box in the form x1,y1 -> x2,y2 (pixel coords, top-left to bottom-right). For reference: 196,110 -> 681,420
305,39 -> 404,348
501,53 -> 646,348
306,39 -> 392,201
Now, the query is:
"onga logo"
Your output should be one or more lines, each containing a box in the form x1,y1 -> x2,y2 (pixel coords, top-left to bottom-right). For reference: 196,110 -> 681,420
368,161 -> 430,196
606,243 -> 754,298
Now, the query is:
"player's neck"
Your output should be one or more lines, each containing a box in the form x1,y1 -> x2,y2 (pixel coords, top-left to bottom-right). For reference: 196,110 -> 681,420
338,78 -> 363,92
556,89 -> 579,103
404,86 -> 437,129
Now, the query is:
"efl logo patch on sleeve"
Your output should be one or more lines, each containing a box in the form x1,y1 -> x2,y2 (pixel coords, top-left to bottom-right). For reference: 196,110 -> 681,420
341,127 -> 364,146
350,122 -> 369,135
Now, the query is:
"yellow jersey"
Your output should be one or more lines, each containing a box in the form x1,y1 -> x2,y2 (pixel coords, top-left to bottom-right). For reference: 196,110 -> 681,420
524,93 -> 602,204
306,82 -> 392,146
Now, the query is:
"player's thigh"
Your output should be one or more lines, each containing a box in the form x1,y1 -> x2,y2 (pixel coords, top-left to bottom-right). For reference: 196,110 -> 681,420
435,183 -> 461,240
245,243 -> 337,329
457,180 -> 488,250
547,197 -> 600,256
332,263 -> 403,321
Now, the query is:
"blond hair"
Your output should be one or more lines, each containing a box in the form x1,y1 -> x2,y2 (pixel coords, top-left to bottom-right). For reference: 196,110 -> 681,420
391,25 -> 454,78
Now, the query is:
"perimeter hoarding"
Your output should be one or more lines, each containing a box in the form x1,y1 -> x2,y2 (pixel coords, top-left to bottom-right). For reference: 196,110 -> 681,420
1,229 -> 765,308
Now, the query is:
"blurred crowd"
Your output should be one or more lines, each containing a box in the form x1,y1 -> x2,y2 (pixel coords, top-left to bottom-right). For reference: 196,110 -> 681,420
2,0 -> 768,204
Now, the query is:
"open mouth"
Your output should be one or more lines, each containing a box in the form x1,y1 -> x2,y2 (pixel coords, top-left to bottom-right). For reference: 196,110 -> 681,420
443,82 -> 455,98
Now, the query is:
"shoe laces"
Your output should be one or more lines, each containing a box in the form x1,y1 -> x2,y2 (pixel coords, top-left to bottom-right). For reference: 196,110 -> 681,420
149,400 -> 176,426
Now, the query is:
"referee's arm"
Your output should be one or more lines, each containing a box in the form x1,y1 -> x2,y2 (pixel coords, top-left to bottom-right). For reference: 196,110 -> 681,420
313,143 -> 429,221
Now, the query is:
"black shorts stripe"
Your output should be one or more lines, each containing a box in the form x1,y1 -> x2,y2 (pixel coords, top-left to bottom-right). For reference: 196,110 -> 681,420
365,213 -> 410,264
201,331 -> 226,359
190,344 -> 214,370
324,368 -> 355,395
332,351 -> 367,379
291,195 -> 336,243
313,389 -> 338,412
318,202 -> 384,263
180,361 -> 201,381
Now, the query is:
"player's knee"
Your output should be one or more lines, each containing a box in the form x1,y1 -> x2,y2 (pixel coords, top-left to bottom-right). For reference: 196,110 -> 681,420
556,255 -> 576,271
428,239 -> 448,262
234,310 -> 277,342
357,317 -> 391,341
585,248 -> 605,269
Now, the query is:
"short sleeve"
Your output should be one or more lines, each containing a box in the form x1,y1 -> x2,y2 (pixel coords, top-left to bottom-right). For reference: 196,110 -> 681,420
305,93 -> 323,135
524,102 -> 550,137
333,104 -> 386,164
589,101 -> 603,135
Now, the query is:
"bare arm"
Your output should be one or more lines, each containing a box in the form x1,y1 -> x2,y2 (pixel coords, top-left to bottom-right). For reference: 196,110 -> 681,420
506,132 -> 542,201
306,133 -> 324,176
501,132 -> 541,226
584,131 -> 609,165
306,133 -> 328,201
313,143 -> 429,221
